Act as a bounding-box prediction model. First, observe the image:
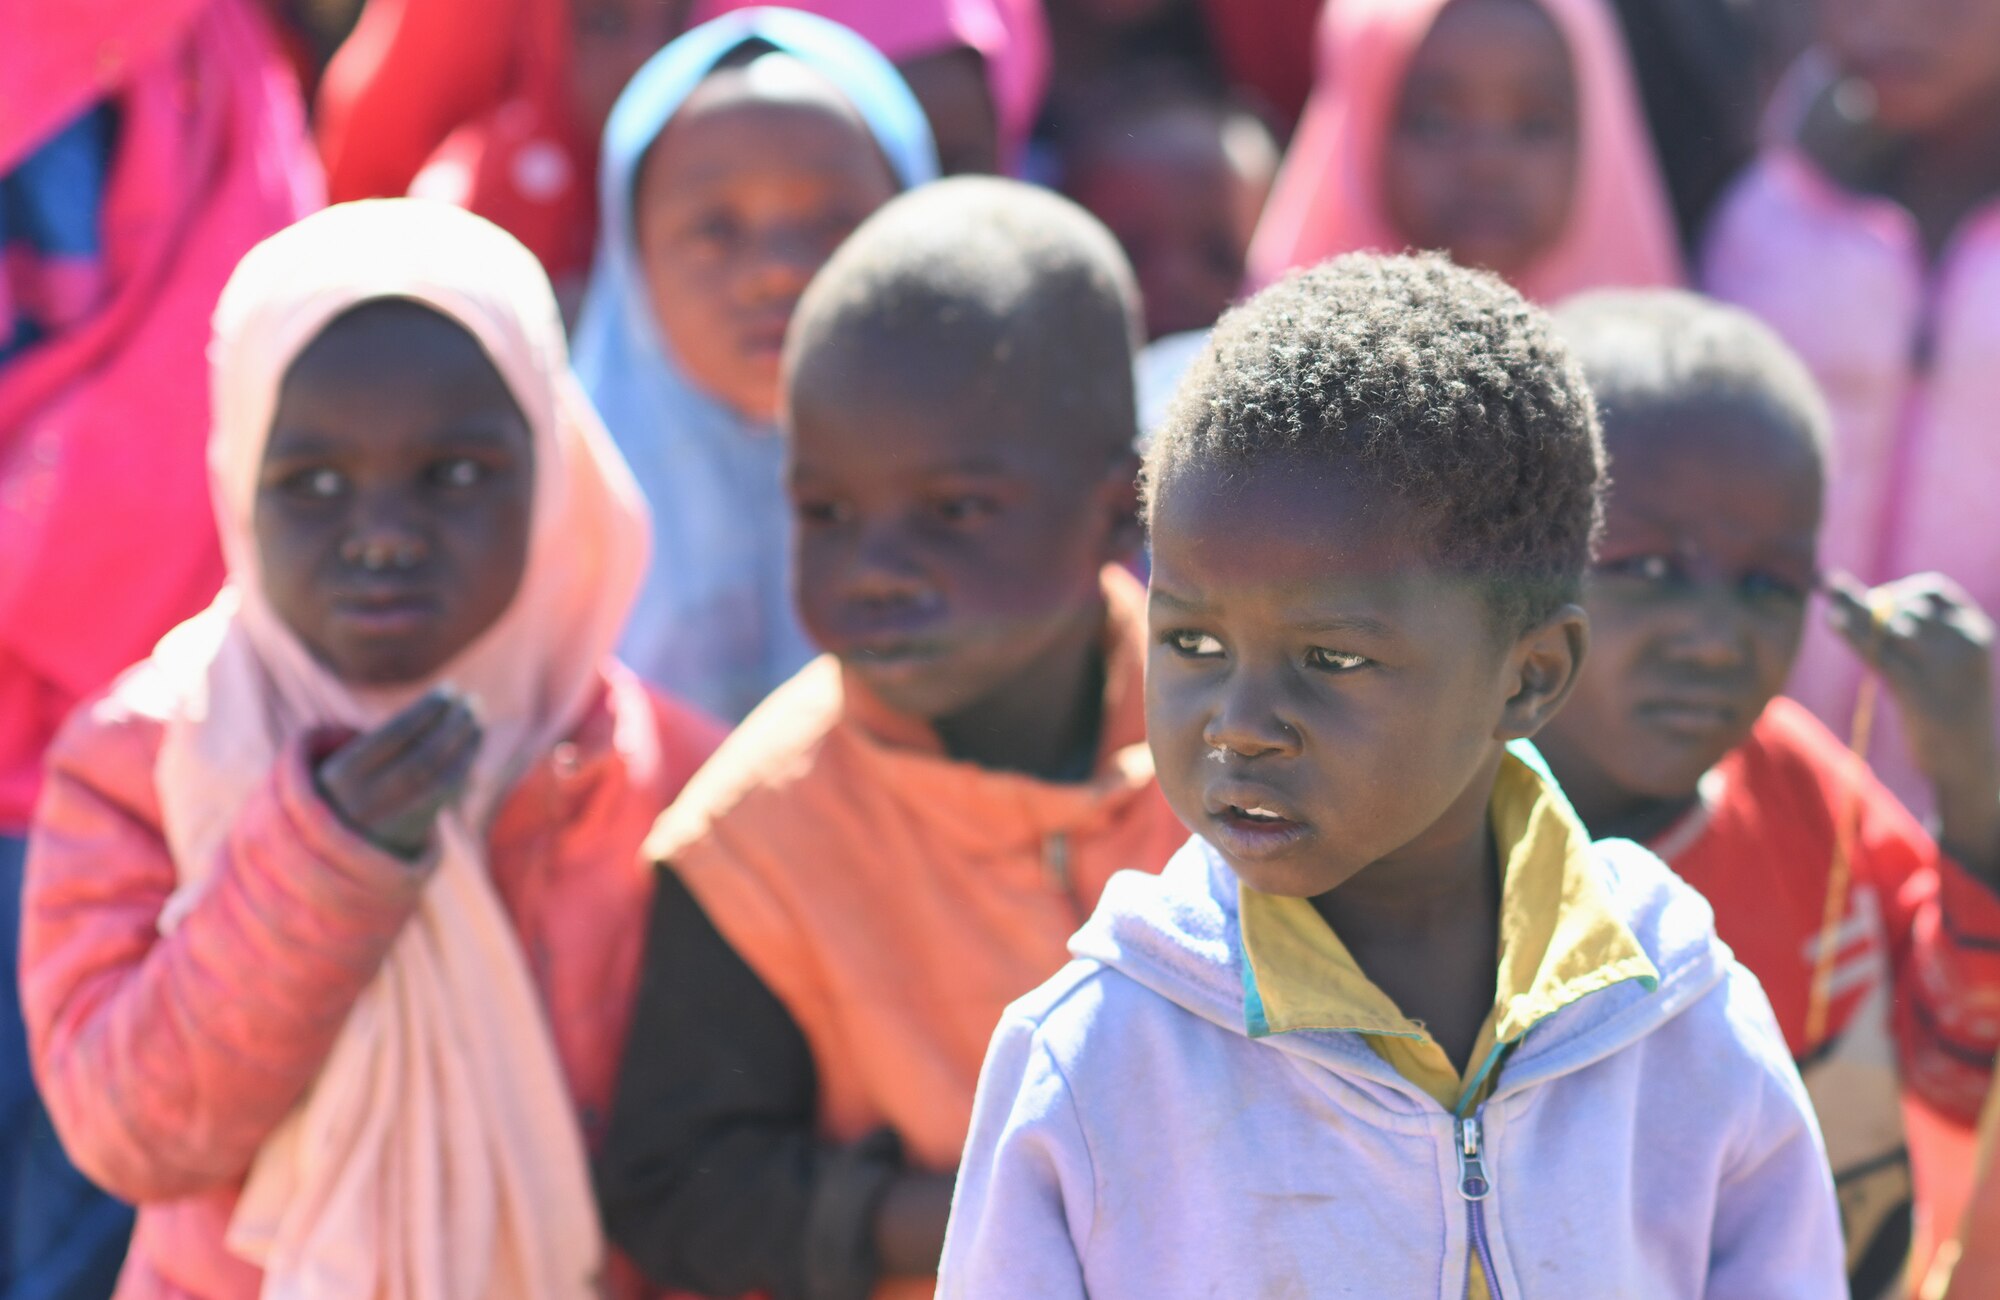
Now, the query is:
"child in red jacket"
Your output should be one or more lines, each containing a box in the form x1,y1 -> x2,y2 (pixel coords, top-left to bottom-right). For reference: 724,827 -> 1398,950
19,200 -> 720,1300
1540,289 -> 2000,1300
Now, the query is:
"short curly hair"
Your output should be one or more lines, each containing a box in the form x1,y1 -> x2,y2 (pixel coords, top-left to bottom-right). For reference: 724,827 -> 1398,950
1145,253 -> 1605,631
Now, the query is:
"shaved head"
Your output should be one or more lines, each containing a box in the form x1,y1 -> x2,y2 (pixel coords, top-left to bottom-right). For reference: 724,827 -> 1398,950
784,176 -> 1142,456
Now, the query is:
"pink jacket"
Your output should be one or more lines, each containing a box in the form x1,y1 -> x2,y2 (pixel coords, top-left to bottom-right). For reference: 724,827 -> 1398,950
1703,151 -> 2000,816
20,663 -> 721,1299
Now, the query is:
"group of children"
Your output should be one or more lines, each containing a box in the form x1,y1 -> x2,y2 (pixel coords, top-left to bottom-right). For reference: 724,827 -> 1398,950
8,0 -> 2000,1296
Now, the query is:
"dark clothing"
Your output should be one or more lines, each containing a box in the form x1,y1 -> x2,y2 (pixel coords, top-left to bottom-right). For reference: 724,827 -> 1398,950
594,872 -> 900,1300
1608,0 -> 1762,246
2,832 -> 132,1300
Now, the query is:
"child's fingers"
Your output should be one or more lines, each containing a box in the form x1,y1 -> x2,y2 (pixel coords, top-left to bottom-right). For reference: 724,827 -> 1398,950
1825,583 -> 1888,663
377,706 -> 481,796
328,689 -> 459,778
335,708 -> 479,829
375,722 -> 484,839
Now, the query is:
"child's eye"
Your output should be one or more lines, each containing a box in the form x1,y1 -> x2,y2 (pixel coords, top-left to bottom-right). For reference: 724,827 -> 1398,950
1600,554 -> 1679,585
283,467 -> 346,500
1740,572 -> 1807,605
1306,647 -> 1370,673
689,212 -> 743,251
794,498 -> 851,527
431,458 -> 488,490
935,494 -> 999,524
1164,630 -> 1224,658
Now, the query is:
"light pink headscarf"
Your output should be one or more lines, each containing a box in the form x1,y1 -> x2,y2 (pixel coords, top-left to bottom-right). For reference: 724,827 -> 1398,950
141,198 -> 649,1298
692,0 -> 1051,171
1247,0 -> 1682,302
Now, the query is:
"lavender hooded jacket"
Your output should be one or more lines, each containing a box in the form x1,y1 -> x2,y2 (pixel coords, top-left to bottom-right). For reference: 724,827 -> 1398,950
939,835 -> 1845,1299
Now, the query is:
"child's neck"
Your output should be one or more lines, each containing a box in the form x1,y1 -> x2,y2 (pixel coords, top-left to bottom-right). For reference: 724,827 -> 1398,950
1557,769 -> 1698,848
934,599 -> 1109,782
1820,90 -> 2000,261
1309,759 -> 1506,1076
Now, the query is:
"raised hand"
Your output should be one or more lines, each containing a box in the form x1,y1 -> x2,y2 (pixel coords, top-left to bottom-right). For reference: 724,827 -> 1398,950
315,688 -> 484,861
1829,572 -> 2000,874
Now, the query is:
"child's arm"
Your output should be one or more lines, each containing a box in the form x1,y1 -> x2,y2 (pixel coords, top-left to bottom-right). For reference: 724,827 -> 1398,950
19,709 -> 433,1202
1830,573 -> 2000,878
936,1011 -> 1092,1300
596,869 -> 919,1299
1706,967 -> 1850,1297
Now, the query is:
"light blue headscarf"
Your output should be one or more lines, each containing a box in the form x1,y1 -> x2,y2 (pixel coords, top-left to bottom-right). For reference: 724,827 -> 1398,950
574,8 -> 938,722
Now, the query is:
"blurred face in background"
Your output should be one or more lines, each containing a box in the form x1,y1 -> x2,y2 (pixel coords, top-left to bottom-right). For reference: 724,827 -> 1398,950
1818,0 -> 2000,135
635,54 -> 899,421
1068,103 -> 1278,339
897,46 -> 1001,174
1383,0 -> 1579,282
571,0 -> 688,143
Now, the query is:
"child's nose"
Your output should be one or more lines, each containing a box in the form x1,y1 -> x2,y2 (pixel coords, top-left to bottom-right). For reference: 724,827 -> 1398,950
1201,684 -> 1302,760
340,508 -> 429,573
744,228 -> 823,301
1668,586 -> 1756,671
841,523 -> 932,605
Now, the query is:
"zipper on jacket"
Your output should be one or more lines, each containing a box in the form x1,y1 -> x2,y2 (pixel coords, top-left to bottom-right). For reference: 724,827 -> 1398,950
1457,1112 -> 1504,1300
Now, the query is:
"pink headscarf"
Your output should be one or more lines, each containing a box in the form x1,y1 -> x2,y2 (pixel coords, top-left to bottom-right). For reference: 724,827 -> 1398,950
138,199 -> 649,1298
692,0 -> 1051,171
1247,0 -> 1682,302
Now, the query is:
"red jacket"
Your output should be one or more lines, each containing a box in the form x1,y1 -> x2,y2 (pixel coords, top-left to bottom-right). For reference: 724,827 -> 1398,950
1654,697 -> 2000,1298
20,662 -> 720,1299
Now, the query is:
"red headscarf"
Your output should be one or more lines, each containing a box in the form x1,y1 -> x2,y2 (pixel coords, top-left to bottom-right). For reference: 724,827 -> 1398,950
1247,0 -> 1682,302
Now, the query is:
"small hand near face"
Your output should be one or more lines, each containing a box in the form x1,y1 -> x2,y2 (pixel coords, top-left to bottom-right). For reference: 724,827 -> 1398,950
1829,572 -> 2000,876
315,688 -> 484,861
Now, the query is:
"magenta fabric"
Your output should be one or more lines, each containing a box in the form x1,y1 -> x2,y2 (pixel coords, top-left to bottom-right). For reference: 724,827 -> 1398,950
692,0 -> 1050,171
0,0 -> 320,830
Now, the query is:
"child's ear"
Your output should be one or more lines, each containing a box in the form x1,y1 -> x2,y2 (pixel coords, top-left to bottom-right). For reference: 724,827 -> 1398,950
1097,450 -> 1145,561
1496,603 -> 1590,742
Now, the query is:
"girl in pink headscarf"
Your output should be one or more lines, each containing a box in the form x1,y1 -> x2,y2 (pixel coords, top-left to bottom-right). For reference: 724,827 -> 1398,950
1248,0 -> 1682,301
19,199 -> 721,1300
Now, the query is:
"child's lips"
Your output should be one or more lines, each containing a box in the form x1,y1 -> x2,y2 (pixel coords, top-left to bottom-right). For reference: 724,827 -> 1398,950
1203,786 -> 1311,860
843,636 -> 950,680
1637,696 -> 1741,739
332,590 -> 440,636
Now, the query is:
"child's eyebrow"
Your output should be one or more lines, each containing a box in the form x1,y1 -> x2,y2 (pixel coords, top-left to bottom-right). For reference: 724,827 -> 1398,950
1296,614 -> 1395,639
924,455 -> 1012,477
262,429 -> 338,458
418,424 -> 525,450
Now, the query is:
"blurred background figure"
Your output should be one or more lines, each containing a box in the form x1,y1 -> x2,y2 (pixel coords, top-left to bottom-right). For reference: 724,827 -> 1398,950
1062,82 -> 1278,341
1249,0 -> 1682,301
1704,0 -> 2000,825
315,0 -> 685,291
572,8 -> 937,722
694,0 -> 1052,176
1704,2 -> 2000,1273
0,0 -> 320,1294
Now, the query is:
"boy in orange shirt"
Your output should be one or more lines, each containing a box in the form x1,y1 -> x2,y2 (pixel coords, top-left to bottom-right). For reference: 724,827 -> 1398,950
595,178 -> 1188,1300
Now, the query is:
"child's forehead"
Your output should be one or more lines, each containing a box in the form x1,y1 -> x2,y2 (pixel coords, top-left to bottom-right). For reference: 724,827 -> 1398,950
1152,457 -> 1444,578
1601,394 -> 1821,493
681,51 -> 859,121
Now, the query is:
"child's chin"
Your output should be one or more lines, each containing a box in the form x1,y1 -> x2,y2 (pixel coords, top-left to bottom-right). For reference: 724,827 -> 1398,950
1215,846 -> 1353,901
842,650 -> 962,716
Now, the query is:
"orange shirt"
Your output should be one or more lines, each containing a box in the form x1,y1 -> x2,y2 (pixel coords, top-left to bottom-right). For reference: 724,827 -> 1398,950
650,567 -> 1186,1186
